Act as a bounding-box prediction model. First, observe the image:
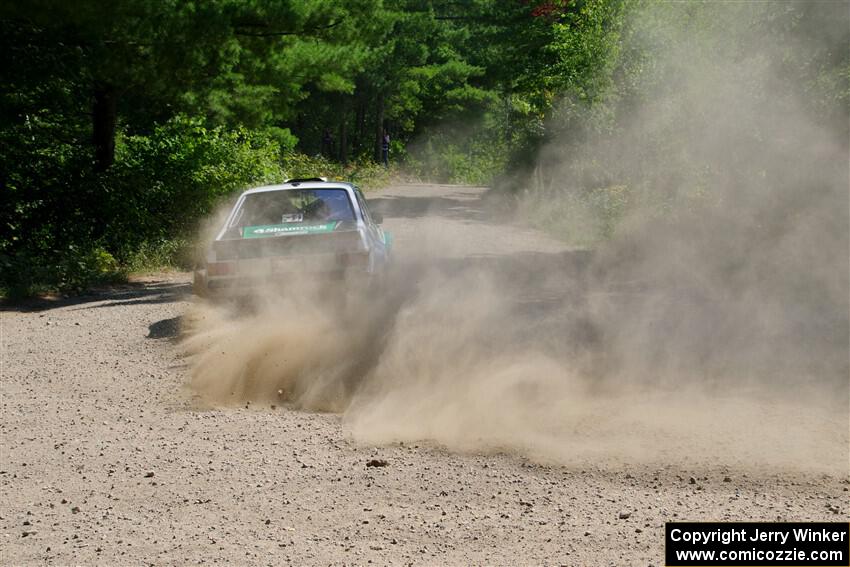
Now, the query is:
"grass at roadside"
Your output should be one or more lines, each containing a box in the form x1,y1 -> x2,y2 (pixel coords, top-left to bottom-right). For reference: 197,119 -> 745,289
514,182 -> 712,247
514,184 -> 633,247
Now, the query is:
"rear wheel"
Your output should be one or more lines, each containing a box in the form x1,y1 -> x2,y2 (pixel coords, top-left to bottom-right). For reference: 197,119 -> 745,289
192,269 -> 209,297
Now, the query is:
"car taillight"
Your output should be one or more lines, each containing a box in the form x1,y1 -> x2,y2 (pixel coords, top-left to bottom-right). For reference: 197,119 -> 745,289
207,261 -> 236,276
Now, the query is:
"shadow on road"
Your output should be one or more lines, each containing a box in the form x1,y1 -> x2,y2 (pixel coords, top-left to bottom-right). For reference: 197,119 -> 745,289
147,315 -> 183,340
0,280 -> 190,313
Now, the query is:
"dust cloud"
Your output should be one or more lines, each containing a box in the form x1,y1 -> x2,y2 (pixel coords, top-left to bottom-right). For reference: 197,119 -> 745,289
184,251 -> 847,474
185,2 -> 848,475
184,281 -> 382,413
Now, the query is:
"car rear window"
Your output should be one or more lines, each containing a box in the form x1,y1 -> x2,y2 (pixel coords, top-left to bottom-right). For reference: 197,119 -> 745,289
225,189 -> 355,238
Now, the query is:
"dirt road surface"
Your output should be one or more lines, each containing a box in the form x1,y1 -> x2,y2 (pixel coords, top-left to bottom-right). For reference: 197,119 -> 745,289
2,184 -> 847,566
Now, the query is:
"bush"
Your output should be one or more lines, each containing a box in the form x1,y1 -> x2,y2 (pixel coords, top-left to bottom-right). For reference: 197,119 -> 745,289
518,184 -> 633,246
103,115 -> 287,259
123,238 -> 195,273
406,133 -> 508,186
1,115 -> 287,296
0,245 -> 124,298
281,153 -> 393,191
0,112 -> 399,297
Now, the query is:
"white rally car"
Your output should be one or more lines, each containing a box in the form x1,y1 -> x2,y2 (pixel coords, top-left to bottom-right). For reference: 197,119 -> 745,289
193,178 -> 391,295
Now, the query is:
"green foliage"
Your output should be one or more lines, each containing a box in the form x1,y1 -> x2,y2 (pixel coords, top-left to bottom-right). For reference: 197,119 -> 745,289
105,116 -> 285,255
0,245 -> 123,299
519,184 -> 632,246
124,238 -> 195,273
406,133 -> 509,186
282,154 -> 393,191
2,0 -> 846,294
1,114 -> 286,294
509,0 -> 849,246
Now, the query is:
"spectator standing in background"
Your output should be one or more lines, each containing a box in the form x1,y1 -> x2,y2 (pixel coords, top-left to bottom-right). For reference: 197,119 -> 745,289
321,128 -> 334,158
381,131 -> 390,167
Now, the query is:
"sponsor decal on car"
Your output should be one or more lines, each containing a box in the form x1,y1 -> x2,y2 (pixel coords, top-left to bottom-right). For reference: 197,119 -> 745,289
242,222 -> 340,238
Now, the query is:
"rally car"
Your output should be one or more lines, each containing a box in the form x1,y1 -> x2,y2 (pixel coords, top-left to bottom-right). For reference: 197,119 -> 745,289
193,178 -> 391,295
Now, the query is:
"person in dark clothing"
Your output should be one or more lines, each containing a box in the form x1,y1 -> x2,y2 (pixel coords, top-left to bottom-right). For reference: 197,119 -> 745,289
381,131 -> 390,167
321,128 -> 334,158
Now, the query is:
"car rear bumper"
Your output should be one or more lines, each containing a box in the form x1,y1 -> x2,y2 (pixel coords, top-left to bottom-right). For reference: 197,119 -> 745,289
193,266 -> 373,297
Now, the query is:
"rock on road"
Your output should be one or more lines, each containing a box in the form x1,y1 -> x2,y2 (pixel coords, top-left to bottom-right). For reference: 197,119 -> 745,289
1,183 -> 846,566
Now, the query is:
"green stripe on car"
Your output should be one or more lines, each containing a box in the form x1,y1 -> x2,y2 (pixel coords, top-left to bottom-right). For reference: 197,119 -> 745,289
242,222 -> 339,238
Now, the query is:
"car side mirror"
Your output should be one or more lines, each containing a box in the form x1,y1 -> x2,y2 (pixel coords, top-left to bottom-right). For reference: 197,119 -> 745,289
372,212 -> 383,224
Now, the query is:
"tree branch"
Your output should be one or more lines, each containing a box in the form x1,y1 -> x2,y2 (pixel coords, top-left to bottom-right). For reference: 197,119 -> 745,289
234,20 -> 342,37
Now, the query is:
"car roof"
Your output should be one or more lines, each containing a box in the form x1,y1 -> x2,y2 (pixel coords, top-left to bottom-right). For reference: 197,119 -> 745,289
240,181 -> 355,196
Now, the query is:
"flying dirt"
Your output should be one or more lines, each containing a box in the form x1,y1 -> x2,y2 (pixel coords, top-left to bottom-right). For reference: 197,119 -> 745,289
185,3 -> 849,480
185,182 -> 848,475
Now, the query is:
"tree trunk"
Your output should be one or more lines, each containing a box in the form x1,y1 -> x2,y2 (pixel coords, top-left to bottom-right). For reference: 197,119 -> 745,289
503,90 -> 512,144
338,100 -> 348,165
374,92 -> 384,163
92,83 -> 117,171
355,101 -> 365,153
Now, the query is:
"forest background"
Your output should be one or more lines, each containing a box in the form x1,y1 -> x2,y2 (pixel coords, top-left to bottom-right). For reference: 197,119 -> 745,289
1,0 -> 847,295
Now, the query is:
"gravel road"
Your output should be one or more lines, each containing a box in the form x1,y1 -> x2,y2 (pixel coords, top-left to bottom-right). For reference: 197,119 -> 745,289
2,183 -> 847,566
